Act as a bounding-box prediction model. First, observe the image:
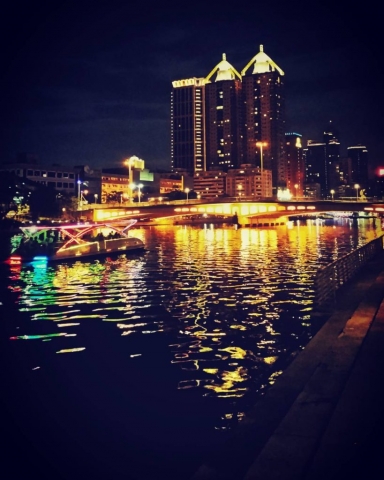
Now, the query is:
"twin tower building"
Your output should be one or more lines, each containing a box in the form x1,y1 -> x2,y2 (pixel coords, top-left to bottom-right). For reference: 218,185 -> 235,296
171,45 -> 286,192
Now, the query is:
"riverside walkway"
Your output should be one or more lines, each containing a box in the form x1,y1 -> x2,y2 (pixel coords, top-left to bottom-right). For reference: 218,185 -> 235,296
191,252 -> 384,480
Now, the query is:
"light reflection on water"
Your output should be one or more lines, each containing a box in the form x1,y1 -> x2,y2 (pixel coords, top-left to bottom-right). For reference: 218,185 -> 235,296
5,219 -> 381,435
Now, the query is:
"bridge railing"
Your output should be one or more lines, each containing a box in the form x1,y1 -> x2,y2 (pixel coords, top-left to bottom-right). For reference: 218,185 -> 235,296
313,234 -> 384,310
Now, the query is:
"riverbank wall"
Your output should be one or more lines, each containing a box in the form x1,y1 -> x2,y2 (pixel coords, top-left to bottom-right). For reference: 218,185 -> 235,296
191,249 -> 384,480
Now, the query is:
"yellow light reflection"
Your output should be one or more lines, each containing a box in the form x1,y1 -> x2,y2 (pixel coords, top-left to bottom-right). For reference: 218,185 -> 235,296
56,347 -> 85,354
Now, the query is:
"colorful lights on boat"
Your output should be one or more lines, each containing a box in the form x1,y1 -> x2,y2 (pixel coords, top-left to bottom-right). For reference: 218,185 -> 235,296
10,333 -> 67,340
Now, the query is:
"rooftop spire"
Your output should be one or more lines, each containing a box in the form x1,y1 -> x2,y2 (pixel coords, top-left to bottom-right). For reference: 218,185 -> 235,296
241,45 -> 284,76
205,53 -> 241,82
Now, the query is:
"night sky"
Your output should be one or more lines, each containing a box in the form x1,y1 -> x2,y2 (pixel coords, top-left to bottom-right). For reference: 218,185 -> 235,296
1,1 -> 382,172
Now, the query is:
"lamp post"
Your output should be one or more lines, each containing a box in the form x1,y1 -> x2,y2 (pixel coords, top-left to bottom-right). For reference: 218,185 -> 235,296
330,189 -> 335,201
94,193 -> 98,204
77,179 -> 82,210
137,183 -> 143,204
354,184 -> 360,201
256,141 -> 268,175
81,189 -> 88,207
185,187 -> 190,204
294,183 -> 299,200
237,184 -> 243,201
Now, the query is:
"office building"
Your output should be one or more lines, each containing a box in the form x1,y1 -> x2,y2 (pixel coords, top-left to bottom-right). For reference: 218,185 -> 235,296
323,122 -> 341,191
205,54 -> 242,171
226,164 -> 272,199
193,170 -> 226,199
171,46 -> 285,196
285,133 -> 304,198
171,78 -> 206,175
241,45 -> 286,191
347,145 -> 369,186
305,140 -> 326,195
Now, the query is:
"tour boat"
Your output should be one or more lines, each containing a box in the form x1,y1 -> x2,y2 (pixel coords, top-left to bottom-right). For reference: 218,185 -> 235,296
7,219 -> 145,263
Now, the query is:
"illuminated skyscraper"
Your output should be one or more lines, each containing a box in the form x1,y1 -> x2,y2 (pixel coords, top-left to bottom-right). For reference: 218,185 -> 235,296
323,121 -> 340,191
171,45 -> 286,195
171,78 -> 206,174
285,133 -> 304,197
347,145 -> 369,186
205,54 -> 242,171
241,45 -> 286,191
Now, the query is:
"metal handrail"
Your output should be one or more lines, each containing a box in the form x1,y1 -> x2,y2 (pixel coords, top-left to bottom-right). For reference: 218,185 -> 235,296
313,235 -> 384,309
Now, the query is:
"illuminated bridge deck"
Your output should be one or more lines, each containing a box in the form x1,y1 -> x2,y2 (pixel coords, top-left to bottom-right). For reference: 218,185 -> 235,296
81,200 -> 384,223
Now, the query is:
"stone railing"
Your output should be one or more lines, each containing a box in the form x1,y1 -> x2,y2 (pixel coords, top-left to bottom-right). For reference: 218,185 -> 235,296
313,235 -> 384,309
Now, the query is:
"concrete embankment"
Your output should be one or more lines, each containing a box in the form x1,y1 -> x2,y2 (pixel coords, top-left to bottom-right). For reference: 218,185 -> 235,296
191,252 -> 384,480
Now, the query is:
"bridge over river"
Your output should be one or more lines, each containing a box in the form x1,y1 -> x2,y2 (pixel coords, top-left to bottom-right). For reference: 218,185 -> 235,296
79,199 -> 384,226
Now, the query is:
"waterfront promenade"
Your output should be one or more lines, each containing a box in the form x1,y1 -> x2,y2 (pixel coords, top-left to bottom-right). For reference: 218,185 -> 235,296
192,251 -> 384,480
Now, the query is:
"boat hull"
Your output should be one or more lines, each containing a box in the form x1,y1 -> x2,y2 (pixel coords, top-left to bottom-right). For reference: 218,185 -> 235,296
10,237 -> 145,263
53,237 -> 145,261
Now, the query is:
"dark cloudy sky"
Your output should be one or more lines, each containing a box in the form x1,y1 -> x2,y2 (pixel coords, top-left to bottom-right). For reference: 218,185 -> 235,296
1,1 -> 382,171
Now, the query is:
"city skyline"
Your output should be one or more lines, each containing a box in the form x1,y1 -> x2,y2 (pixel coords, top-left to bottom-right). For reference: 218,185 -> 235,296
1,1 -> 381,171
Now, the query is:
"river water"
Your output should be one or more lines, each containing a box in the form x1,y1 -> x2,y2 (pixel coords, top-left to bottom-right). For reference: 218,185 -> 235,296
1,218 -> 381,480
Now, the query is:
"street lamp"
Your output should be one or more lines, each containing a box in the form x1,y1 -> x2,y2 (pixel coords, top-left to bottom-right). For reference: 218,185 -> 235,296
237,184 -> 243,201
256,141 -> 268,175
77,179 -> 82,210
354,184 -> 360,201
94,193 -> 98,204
185,187 -> 190,203
137,183 -> 143,204
294,183 -> 299,200
330,189 -> 335,201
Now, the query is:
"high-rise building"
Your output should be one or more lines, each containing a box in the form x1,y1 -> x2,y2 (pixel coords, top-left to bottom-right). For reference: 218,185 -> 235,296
323,121 -> 340,191
171,78 -> 206,175
347,145 -> 369,186
205,54 -> 242,171
306,140 -> 327,196
241,45 -> 286,191
171,45 -> 285,197
285,133 -> 304,198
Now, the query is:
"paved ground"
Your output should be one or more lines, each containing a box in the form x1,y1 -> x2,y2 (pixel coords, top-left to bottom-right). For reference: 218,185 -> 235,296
191,253 -> 384,480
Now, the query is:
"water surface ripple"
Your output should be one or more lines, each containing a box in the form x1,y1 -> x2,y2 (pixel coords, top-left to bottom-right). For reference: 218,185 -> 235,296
3,219 -> 380,479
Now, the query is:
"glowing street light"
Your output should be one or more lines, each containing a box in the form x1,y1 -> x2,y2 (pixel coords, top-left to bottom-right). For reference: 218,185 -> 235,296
354,184 -> 360,201
185,187 -> 190,203
237,184 -> 243,201
137,183 -> 143,203
256,141 -> 268,175
294,183 -> 299,200
330,189 -> 335,201
94,193 -> 98,204
77,179 -> 82,210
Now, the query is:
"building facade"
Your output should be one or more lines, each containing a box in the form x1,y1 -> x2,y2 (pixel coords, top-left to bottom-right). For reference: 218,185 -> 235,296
225,164 -> 272,199
241,45 -> 286,191
193,170 -> 227,199
205,54 -> 242,171
171,46 -> 285,197
171,78 -> 206,175
285,133 -> 304,198
347,145 -> 369,186
0,157 -> 77,197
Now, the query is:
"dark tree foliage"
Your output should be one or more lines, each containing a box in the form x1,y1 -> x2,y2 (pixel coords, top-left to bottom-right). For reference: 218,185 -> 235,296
0,172 -> 26,219
29,185 -> 61,220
